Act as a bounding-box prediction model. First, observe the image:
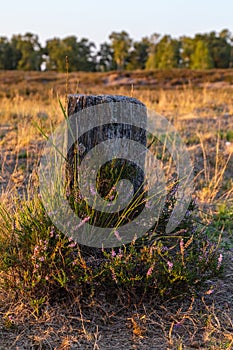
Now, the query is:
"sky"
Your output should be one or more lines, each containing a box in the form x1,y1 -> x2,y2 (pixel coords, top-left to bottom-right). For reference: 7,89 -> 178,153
1,0 -> 232,48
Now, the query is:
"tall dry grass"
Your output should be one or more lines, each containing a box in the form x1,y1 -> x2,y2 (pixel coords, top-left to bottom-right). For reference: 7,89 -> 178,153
0,71 -> 233,349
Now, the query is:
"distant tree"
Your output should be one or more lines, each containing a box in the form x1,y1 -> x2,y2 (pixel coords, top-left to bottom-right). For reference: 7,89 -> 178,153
76,38 -> 96,71
96,42 -> 116,71
207,30 -> 231,68
9,37 -> 22,69
230,35 -> 233,68
190,40 -> 214,69
12,33 -> 42,71
126,37 -> 150,70
0,29 -> 232,71
145,33 -> 160,69
0,37 -> 19,69
45,38 -> 68,71
180,36 -> 195,68
109,31 -> 132,70
62,36 -> 80,70
146,35 -> 180,69
45,36 -> 96,72
180,30 -> 232,69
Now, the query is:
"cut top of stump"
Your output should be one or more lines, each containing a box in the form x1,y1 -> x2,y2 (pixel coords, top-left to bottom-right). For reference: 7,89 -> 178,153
67,94 -> 145,116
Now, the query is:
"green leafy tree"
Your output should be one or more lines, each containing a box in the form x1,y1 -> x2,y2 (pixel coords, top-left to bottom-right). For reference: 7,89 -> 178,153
0,37 -> 19,69
207,30 -> 231,68
45,38 -> 68,72
96,42 -> 116,71
62,36 -> 80,70
230,35 -> 233,68
145,33 -> 160,69
180,36 -> 195,68
190,40 -> 214,69
109,31 -> 132,70
146,35 -> 180,69
12,33 -> 42,71
126,37 -> 150,70
10,38 -> 22,69
180,30 -> 232,69
76,38 -> 96,71
45,36 -> 96,72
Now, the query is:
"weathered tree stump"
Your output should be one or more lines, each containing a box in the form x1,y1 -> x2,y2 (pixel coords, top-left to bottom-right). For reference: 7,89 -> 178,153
66,94 -> 147,228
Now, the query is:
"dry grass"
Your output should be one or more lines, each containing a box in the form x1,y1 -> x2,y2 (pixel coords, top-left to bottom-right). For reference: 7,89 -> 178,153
0,70 -> 233,349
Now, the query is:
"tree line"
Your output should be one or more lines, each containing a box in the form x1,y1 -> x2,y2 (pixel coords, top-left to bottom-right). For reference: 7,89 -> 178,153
0,29 -> 232,72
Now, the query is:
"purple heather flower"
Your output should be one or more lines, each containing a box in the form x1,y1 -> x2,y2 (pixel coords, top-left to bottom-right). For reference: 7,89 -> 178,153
174,321 -> 183,328
111,268 -> 118,283
147,265 -> 154,277
83,216 -> 91,223
90,185 -> 96,196
145,200 -> 152,209
114,230 -> 122,241
161,246 -> 168,252
75,216 -> 90,229
217,253 -> 223,270
205,289 -> 214,295
34,245 -> 39,253
117,248 -> 123,258
180,239 -> 184,252
167,261 -> 173,271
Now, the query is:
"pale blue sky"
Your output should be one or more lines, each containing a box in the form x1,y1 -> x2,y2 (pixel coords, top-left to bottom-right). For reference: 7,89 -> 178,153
1,0 -> 232,47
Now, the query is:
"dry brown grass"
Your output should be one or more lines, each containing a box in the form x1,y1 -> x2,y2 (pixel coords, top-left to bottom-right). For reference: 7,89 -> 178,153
0,70 -> 233,349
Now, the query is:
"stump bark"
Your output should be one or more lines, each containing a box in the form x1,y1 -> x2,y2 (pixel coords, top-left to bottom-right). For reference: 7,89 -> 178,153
66,94 -> 147,227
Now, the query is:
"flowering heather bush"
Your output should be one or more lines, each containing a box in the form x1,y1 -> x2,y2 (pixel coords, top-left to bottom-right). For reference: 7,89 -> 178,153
0,182 -> 222,308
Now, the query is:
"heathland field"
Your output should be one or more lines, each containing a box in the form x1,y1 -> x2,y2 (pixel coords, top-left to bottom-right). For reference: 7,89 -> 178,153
0,70 -> 233,349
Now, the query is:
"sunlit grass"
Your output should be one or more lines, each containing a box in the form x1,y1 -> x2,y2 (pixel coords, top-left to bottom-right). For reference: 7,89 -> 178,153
0,70 -> 232,349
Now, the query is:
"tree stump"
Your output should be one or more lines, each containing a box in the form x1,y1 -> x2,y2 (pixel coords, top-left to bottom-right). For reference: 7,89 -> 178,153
66,94 -> 147,228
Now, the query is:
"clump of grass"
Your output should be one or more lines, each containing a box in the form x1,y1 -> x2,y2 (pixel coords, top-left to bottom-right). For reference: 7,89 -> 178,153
196,131 -> 233,206
219,130 -> 233,142
211,203 -> 233,249
0,94 -> 224,318
0,180 -> 222,316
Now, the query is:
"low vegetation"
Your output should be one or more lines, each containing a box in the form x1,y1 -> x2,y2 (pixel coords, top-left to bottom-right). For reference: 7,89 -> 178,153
0,70 -> 232,349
